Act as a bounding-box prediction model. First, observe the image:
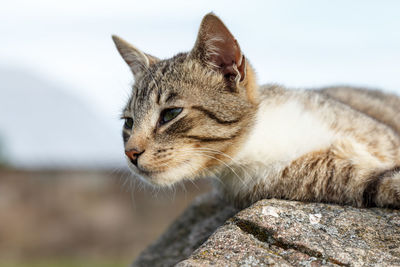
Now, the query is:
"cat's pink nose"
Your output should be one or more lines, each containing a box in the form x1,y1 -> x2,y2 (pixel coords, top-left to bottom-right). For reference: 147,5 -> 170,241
125,148 -> 144,166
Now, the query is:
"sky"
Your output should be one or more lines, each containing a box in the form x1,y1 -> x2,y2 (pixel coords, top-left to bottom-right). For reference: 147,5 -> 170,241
1,0 -> 399,167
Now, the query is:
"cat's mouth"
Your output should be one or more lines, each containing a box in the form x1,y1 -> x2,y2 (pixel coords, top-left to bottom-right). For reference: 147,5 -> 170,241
129,162 -> 160,176
126,158 -> 198,186
126,159 -> 169,185
128,167 -> 159,185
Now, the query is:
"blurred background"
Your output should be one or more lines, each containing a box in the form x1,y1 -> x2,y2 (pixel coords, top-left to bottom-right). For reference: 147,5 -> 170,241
0,0 -> 399,266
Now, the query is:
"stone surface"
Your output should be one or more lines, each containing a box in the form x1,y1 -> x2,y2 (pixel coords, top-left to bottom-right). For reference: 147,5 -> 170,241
132,192 -> 238,267
133,194 -> 400,267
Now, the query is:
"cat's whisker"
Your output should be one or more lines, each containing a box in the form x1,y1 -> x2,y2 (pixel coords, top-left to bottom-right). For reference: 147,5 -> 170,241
173,148 -> 248,188
178,159 -> 219,191
178,180 -> 187,196
175,147 -> 250,184
121,173 -> 131,188
162,151 -> 218,186
197,148 -> 252,169
188,147 -> 254,182
129,179 -> 138,211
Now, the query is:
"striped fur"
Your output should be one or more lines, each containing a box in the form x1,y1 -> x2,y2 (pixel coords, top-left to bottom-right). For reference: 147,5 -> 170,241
113,13 -> 400,208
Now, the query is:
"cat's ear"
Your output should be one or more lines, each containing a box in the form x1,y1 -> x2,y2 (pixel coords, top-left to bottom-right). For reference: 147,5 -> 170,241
190,13 -> 246,85
112,35 -> 159,76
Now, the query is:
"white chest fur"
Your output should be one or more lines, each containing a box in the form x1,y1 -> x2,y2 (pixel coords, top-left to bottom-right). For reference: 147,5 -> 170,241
234,99 -> 336,169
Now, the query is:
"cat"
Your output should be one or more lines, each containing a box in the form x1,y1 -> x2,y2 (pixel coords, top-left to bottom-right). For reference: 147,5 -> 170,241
112,13 -> 400,209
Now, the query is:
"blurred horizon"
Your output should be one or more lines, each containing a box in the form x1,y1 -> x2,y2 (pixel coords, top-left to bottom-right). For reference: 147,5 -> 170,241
1,0 -> 400,167
0,168 -> 211,266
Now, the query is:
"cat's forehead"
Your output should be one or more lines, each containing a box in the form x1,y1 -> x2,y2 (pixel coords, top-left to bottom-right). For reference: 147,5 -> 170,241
124,52 -> 226,118
125,55 -> 188,114
138,55 -> 187,88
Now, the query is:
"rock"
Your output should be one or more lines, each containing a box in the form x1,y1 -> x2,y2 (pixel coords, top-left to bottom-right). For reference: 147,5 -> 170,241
133,194 -> 400,266
132,192 -> 238,267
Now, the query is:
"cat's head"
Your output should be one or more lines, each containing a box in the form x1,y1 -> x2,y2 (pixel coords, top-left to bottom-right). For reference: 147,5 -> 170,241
112,13 -> 258,186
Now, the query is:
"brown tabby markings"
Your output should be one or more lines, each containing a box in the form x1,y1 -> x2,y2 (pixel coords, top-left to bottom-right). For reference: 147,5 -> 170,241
112,13 -> 400,208
365,166 -> 400,207
164,116 -> 193,135
192,106 -> 241,124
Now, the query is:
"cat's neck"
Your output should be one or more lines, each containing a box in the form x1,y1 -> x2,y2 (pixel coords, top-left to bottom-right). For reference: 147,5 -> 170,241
229,89 -> 335,182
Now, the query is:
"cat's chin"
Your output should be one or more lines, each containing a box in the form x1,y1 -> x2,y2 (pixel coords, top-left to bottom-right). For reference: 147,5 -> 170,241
126,163 -> 184,187
125,154 -> 228,187
130,169 -> 185,187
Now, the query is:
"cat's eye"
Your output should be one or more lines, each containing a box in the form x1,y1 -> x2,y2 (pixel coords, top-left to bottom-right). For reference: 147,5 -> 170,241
159,108 -> 183,125
124,117 -> 134,129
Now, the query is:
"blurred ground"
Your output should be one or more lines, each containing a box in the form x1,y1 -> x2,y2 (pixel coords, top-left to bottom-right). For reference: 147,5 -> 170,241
0,169 -> 210,267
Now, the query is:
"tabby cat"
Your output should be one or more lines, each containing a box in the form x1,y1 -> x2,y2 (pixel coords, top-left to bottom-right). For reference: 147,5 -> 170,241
112,13 -> 400,208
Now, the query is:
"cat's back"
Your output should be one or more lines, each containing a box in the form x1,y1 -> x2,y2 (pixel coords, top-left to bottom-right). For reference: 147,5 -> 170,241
258,84 -> 400,135
319,86 -> 400,135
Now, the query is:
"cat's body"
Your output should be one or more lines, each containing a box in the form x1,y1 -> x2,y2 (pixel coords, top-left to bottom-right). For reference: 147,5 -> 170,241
221,85 -> 400,208
112,13 -> 400,209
